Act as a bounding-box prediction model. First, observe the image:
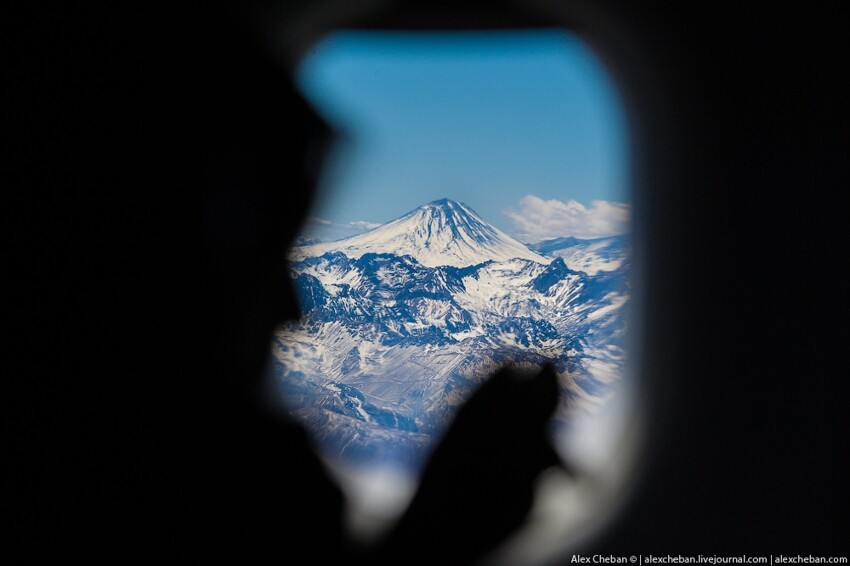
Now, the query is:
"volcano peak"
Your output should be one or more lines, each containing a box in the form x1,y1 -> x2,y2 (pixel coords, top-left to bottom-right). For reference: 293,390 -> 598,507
296,199 -> 549,268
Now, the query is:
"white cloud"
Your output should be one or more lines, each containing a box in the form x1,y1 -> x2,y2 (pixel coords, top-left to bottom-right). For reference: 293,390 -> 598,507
504,195 -> 630,242
348,220 -> 381,230
308,216 -> 332,225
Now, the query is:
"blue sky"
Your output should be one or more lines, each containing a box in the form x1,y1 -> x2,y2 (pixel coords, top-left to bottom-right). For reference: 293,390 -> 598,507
296,29 -> 629,243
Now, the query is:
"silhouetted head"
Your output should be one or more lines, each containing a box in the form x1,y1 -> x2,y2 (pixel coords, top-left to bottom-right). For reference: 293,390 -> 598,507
163,16 -> 335,385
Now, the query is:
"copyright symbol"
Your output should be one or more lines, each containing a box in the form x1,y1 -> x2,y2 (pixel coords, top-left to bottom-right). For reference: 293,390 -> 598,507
631,557 -> 638,563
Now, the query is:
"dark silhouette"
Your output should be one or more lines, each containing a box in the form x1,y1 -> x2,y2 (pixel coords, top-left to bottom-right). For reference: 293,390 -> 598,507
6,1 -> 849,563
4,4 -> 563,563
378,365 -> 563,564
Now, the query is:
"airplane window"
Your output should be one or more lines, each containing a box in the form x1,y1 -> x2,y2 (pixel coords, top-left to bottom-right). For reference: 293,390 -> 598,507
270,29 -> 635,551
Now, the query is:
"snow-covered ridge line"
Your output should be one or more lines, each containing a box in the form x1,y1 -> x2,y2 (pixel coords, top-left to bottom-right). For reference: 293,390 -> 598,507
275,197 -> 630,473
527,234 -> 629,275
292,198 -> 550,268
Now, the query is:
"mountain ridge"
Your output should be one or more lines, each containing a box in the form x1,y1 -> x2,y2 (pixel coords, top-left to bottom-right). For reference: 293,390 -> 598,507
528,234 -> 629,275
276,198 -> 630,471
293,198 -> 550,268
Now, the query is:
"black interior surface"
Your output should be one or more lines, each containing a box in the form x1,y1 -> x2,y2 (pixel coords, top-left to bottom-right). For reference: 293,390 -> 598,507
5,1 -> 848,562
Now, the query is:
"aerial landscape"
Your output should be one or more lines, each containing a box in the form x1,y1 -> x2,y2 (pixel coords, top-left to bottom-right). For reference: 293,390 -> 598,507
273,197 -> 629,471
271,29 -> 630,483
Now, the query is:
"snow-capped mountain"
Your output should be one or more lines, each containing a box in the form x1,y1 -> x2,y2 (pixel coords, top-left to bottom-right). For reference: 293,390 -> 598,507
528,235 -> 628,275
274,199 -> 629,471
293,198 -> 549,267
